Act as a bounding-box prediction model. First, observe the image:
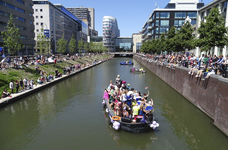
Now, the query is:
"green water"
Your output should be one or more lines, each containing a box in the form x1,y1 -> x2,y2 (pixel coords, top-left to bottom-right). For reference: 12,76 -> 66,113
0,57 -> 227,150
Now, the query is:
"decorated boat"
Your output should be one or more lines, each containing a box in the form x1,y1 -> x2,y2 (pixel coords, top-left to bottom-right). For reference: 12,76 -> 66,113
120,60 -> 133,65
130,68 -> 146,73
102,99 -> 159,133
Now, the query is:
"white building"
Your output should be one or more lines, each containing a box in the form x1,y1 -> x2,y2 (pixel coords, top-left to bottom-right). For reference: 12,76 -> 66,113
33,0 -> 87,53
132,33 -> 142,53
195,0 -> 228,57
102,16 -> 120,52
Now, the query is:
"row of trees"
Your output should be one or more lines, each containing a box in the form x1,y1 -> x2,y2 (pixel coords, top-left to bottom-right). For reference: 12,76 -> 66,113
1,14 -> 107,56
140,7 -> 228,55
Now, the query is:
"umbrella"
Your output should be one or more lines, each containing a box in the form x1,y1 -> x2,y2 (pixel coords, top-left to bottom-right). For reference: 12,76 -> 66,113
145,106 -> 153,111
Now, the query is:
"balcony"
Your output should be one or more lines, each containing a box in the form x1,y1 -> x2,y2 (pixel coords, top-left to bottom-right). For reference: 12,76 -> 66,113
148,19 -> 153,23
148,33 -> 152,36
148,26 -> 152,30
142,28 -> 146,32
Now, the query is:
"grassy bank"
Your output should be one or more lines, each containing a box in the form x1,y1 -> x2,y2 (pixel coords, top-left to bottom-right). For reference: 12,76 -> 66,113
0,54 -> 111,96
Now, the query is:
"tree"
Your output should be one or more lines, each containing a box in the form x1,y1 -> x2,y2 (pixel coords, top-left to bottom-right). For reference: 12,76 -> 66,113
1,14 -> 21,56
166,26 -> 177,53
89,42 -> 93,52
176,21 -> 194,53
69,35 -> 76,54
158,33 -> 167,53
37,27 -> 50,54
77,38 -> 84,54
196,7 -> 228,53
84,42 -> 89,53
57,33 -> 67,54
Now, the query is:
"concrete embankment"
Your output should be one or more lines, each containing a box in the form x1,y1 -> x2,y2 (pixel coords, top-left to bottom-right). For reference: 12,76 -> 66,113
0,59 -> 109,108
134,55 -> 228,136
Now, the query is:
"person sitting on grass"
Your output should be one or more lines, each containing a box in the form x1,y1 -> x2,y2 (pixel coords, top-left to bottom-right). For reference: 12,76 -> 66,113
37,78 -> 42,84
2,89 -> 10,98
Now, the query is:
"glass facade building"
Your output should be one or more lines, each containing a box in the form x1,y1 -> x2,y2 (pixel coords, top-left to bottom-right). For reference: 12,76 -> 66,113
116,37 -> 133,52
102,16 -> 120,52
142,0 -> 204,43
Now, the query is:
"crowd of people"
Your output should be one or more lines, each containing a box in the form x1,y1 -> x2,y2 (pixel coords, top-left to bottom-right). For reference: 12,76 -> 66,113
103,75 -> 154,123
138,53 -> 228,79
1,53 -> 112,99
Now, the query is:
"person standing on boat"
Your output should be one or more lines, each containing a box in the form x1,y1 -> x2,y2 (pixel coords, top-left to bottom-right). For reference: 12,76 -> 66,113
143,90 -> 149,100
115,75 -> 121,85
114,97 -> 122,116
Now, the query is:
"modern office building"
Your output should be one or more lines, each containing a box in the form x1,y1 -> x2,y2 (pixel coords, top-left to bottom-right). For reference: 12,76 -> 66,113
116,37 -> 133,52
67,7 -> 98,36
0,0 -> 35,55
195,0 -> 228,57
33,0 -> 88,53
132,33 -> 142,53
103,16 -> 120,52
142,0 -> 204,43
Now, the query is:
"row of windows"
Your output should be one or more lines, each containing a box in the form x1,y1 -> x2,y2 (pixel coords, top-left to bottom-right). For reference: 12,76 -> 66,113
16,0 -> 24,4
153,12 -> 197,19
35,9 -> 43,12
0,0 -> 25,13
35,16 -> 43,19
0,11 -> 26,22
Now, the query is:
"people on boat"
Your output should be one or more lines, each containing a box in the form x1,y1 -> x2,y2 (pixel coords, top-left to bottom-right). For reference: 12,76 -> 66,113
103,75 -> 155,123
139,67 -> 144,71
115,75 -> 121,85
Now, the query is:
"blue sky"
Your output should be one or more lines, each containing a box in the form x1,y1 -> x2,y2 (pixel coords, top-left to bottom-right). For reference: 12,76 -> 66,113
50,0 -> 213,37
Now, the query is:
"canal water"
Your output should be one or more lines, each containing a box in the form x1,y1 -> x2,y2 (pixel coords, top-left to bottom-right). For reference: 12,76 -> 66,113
0,57 -> 227,150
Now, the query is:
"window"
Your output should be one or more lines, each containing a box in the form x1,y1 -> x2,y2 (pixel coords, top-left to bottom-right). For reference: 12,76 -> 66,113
51,16 -> 53,20
174,20 -> 185,26
155,28 -> 159,34
50,9 -> 52,14
30,13 -> 32,16
20,35 -> 27,39
41,22 -> 43,26
36,22 -> 38,25
159,27 -> 169,34
36,16 -> 38,18
40,9 -> 42,12
187,12 -> 197,18
29,4 -> 32,8
160,12 -> 170,18
201,12 -> 205,21
175,12 -> 186,18
156,12 -> 159,18
36,29 -> 39,32
30,21 -> 33,24
156,20 -> 159,26
35,9 -> 38,12
221,1 -> 227,18
160,20 -> 169,26
16,0 -> 24,4
40,16 -> 43,18
0,1 -> 25,13
191,19 -> 196,25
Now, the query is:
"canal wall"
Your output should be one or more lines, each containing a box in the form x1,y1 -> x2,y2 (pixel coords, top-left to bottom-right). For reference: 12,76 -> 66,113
134,55 -> 228,136
0,59 -> 109,108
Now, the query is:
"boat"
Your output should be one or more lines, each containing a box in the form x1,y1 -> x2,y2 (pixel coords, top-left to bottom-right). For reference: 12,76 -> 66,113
130,68 -> 146,73
120,60 -> 133,65
102,98 -> 159,133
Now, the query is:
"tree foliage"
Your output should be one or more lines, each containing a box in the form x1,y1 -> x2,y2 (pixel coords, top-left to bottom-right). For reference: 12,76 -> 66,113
68,35 -> 76,54
77,38 -> 84,53
37,27 -> 50,54
1,14 -> 21,55
57,33 -> 67,54
196,7 -> 228,52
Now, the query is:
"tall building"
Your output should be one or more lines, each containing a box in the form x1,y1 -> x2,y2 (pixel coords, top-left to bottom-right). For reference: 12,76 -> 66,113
142,0 -> 204,43
33,0 -> 88,53
132,33 -> 142,53
103,16 -> 120,52
67,7 -> 98,36
195,0 -> 228,57
0,0 -> 35,55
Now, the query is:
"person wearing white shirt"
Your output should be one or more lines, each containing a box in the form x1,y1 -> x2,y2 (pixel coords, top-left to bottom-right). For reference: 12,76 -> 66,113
9,80 -> 14,93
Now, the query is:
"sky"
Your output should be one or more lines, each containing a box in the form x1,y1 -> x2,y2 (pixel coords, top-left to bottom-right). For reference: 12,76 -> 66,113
49,0 -> 213,37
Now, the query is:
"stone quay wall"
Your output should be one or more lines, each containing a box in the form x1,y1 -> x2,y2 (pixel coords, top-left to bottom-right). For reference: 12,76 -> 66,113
134,55 -> 228,136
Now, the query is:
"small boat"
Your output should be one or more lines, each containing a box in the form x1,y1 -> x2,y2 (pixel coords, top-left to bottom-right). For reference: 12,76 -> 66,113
120,60 -> 133,65
130,68 -> 146,73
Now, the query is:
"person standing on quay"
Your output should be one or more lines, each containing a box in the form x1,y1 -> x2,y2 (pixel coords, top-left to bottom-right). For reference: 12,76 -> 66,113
23,78 -> 27,90
9,80 -> 14,94
15,80 -> 19,93
19,78 -> 23,92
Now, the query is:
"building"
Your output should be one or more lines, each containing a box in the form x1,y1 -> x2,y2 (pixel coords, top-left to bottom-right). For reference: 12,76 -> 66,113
67,7 -> 98,37
33,0 -> 88,53
103,16 -> 120,52
142,0 -> 204,43
0,0 -> 35,55
195,0 -> 228,57
116,37 -> 133,52
132,33 -> 142,53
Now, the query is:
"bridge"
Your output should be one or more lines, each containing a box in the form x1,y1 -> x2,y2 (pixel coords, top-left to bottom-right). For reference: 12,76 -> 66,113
108,52 -> 134,57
